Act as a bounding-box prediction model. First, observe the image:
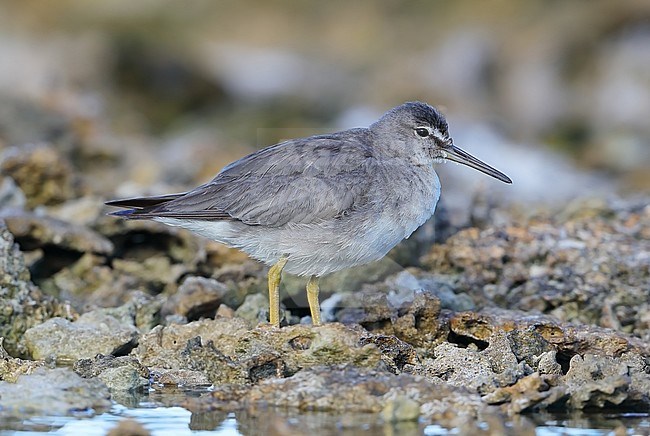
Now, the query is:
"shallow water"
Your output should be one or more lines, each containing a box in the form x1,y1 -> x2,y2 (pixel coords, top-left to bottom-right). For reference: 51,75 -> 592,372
1,387 -> 648,435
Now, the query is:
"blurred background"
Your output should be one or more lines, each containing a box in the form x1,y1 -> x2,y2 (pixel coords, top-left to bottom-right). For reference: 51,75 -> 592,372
0,0 -> 648,219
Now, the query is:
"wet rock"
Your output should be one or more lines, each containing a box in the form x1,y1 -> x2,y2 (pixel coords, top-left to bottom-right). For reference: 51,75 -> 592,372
564,354 -> 633,409
107,418 -> 151,436
0,221 -> 75,357
135,318 -> 384,386
24,309 -> 139,362
99,366 -> 149,392
483,373 -> 567,414
0,143 -> 80,208
0,367 -> 110,418
242,365 -> 489,422
161,276 -> 228,321
74,354 -> 150,392
381,395 -> 421,422
486,351 -> 650,414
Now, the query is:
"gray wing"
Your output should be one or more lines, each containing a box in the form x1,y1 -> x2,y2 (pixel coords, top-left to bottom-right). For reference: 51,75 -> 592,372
134,129 -> 377,227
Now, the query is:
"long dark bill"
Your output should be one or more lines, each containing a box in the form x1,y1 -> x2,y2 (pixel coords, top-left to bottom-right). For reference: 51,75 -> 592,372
444,145 -> 512,184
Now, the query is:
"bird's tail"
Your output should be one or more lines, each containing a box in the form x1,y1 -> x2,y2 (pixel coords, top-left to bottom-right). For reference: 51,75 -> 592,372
105,193 -> 185,219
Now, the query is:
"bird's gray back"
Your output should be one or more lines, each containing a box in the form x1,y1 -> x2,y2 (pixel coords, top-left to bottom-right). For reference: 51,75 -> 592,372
148,129 -> 378,227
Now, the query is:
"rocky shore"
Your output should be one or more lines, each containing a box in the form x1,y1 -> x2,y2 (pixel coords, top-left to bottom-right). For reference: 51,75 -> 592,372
1,144 -> 648,431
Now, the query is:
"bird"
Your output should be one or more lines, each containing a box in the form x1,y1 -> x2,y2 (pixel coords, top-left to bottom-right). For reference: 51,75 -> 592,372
106,102 -> 511,327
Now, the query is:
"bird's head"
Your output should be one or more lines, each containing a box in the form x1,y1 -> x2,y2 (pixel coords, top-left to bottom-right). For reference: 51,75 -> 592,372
372,102 -> 512,184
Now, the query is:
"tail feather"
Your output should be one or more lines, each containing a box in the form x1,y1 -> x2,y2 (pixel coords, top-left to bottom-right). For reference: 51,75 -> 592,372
105,192 -> 232,221
105,193 -> 186,219
105,193 -> 185,209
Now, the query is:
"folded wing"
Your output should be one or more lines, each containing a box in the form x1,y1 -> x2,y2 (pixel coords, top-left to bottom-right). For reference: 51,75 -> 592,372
106,130 -> 377,228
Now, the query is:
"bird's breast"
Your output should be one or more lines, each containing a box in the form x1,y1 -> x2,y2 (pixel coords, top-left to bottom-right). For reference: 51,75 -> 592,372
359,164 -> 441,256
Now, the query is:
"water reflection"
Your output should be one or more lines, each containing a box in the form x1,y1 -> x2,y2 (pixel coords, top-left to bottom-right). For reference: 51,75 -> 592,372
2,386 -> 648,435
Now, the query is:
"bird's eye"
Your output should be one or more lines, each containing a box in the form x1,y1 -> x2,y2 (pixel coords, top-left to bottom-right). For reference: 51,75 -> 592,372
415,127 -> 430,137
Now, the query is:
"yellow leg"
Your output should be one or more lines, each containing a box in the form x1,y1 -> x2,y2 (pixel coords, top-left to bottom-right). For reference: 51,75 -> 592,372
267,256 -> 288,327
306,275 -> 322,326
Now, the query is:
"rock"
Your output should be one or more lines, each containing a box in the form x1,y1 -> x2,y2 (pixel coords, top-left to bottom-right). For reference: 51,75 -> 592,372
74,354 -> 149,392
483,373 -> 567,414
186,366 -> 496,430
41,252 -> 168,313
48,195 -> 106,226
485,351 -> 650,413
447,309 -> 648,358
234,293 -> 270,323
98,217 -> 205,267
281,257 -> 403,303
151,368 -> 210,386
0,221 -> 75,357
207,260 -> 266,309
0,338 -> 45,383
387,270 -> 475,312
161,276 -> 228,321
381,395 -> 421,422
0,176 -> 26,209
111,256 -> 186,292
564,354 -> 632,409
240,365 -> 489,423
422,197 -> 650,342
335,287 -> 448,349
135,318 -> 384,386
420,339 -> 524,395
358,334 -> 418,374
0,96 -> 72,148
107,418 -> 151,436
98,366 -> 149,392
0,367 -> 110,418
40,252 -> 137,308
96,291 -> 163,333
0,143 -> 79,207
24,310 -> 139,362
537,350 -> 563,375
443,312 -> 650,413
216,304 -> 235,318
1,209 -> 113,254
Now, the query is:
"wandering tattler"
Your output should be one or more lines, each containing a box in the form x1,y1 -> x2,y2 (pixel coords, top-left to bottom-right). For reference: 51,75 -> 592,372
106,102 -> 511,327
